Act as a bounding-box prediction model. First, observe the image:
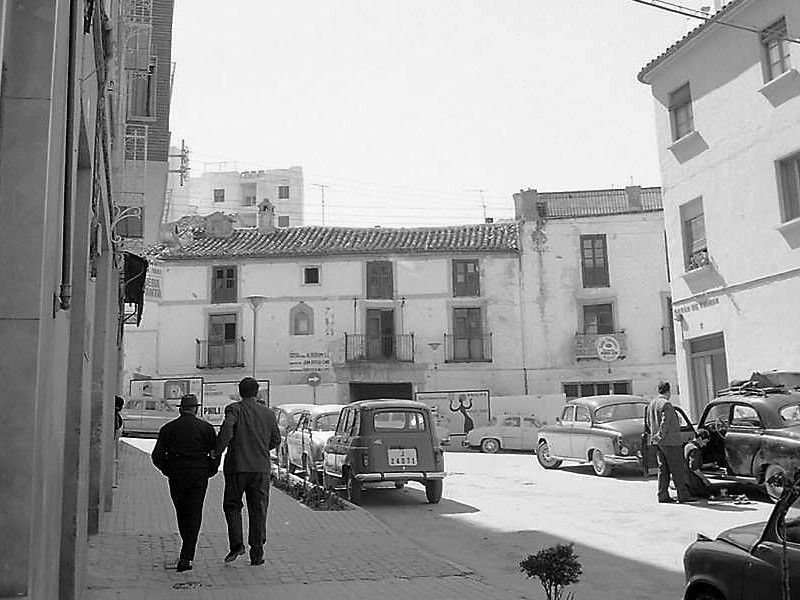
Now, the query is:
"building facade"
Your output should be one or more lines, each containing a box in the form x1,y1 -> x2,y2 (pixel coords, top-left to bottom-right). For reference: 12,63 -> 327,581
514,187 -> 678,400
639,0 -> 800,418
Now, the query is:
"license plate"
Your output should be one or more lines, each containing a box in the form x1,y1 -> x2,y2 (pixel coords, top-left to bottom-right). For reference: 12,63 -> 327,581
388,448 -> 418,466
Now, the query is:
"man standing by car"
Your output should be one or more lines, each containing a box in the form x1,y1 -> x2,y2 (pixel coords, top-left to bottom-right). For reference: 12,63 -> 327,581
646,382 -> 697,504
151,394 -> 219,572
215,377 -> 280,566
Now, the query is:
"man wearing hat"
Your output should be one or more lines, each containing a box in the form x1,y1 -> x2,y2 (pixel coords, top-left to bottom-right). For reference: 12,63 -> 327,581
152,394 -> 220,573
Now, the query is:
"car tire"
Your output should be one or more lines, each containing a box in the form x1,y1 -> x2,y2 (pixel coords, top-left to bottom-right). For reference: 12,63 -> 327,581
688,586 -> 723,600
425,480 -> 443,504
480,438 -> 500,454
394,481 -> 406,489
764,464 -> 787,502
346,471 -> 362,505
591,449 -> 612,477
536,440 -> 563,469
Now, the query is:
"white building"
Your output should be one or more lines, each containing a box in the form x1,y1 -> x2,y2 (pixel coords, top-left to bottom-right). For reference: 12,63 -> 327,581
638,0 -> 800,417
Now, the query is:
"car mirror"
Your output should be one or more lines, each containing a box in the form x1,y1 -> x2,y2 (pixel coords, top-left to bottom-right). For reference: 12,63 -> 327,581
555,416 -> 562,425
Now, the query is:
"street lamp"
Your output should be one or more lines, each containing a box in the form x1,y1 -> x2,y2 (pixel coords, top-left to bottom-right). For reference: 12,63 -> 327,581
246,295 -> 267,379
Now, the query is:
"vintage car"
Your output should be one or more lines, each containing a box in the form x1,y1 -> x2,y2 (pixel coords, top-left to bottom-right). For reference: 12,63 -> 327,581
322,399 -> 445,505
121,396 -> 180,436
536,394 -> 694,477
285,404 -> 347,483
272,403 -> 314,467
463,414 -> 543,453
694,380 -> 800,501
682,473 -> 800,600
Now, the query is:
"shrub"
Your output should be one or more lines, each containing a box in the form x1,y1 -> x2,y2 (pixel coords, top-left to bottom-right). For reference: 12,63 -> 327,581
271,469 -> 348,511
520,543 -> 582,600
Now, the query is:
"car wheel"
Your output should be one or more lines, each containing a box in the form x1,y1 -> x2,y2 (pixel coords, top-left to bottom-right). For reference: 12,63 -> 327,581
346,471 -> 362,505
591,449 -> 613,477
480,438 -> 500,454
536,440 -> 562,469
688,586 -> 723,600
425,480 -> 443,504
765,464 -> 788,502
394,481 -> 406,489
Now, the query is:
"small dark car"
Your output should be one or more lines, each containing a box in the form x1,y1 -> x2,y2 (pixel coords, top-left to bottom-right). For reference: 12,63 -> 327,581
695,380 -> 800,501
322,399 -> 445,505
683,474 -> 800,600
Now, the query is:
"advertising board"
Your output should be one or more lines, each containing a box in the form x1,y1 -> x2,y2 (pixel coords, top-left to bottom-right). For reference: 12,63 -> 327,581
125,377 -> 204,436
415,390 -> 491,441
202,380 -> 271,427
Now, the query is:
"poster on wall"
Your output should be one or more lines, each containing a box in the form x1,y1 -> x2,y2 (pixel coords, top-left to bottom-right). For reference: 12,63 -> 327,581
202,380 -> 270,427
129,377 -> 203,405
126,378 -> 204,434
415,390 -> 491,440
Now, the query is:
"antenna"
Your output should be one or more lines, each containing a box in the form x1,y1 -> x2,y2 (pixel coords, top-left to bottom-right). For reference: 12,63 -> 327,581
312,183 -> 329,225
465,188 -> 488,221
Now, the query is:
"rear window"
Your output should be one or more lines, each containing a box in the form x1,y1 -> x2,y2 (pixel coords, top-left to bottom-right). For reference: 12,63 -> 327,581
780,403 -> 800,424
594,402 -> 646,424
314,413 -> 340,431
373,410 -> 427,431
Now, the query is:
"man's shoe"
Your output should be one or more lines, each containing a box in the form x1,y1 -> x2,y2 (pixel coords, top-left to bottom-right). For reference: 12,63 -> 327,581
679,496 -> 701,504
658,497 -> 676,503
176,559 -> 192,573
250,558 -> 265,566
224,547 -> 246,563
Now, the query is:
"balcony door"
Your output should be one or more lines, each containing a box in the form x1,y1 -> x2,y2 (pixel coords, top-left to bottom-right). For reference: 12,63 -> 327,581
453,308 -> 484,360
366,309 -> 395,359
209,313 -> 238,367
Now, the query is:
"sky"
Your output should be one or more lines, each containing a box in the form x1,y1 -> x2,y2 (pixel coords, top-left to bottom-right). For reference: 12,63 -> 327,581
169,0 -> 696,227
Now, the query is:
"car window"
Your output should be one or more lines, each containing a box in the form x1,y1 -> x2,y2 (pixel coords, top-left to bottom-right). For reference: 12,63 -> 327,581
703,403 -> 731,426
782,497 -> 800,545
780,403 -> 800,425
575,406 -> 591,423
522,417 -> 538,428
373,410 -> 426,431
503,416 -> 520,427
593,402 -> 646,424
337,408 -> 352,435
730,404 -> 762,429
314,413 -> 340,431
124,399 -> 141,410
561,406 -> 575,421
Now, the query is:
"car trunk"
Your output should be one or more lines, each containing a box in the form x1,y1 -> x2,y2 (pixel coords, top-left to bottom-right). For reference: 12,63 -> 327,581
368,429 -> 437,473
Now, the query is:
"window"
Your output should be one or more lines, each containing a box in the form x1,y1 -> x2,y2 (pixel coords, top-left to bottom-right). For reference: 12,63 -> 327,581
560,406 -> 575,421
503,416 -> 521,427
115,205 -> 144,238
366,261 -> 393,299
128,58 -> 156,119
575,406 -> 591,423
663,296 -> 676,355
731,404 -> 762,429
373,410 -> 426,431
211,266 -> 237,303
453,307 -> 485,361
242,183 -> 257,207
290,303 -> 314,336
304,266 -> 320,285
680,198 -> 708,270
703,403 -> 731,427
779,151 -> 800,223
208,313 -> 239,368
563,381 -> 631,399
452,259 -> 480,296
762,18 -> 791,81
213,188 -> 225,203
580,235 -> 609,287
583,303 -> 613,334
278,185 -> 290,199
669,83 -> 694,141
277,215 -> 290,228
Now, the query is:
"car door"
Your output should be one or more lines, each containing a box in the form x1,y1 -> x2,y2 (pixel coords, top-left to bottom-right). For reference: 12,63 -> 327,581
570,405 -> 592,459
725,402 -> 764,477
548,405 -> 575,457
286,411 -> 309,468
521,417 -> 540,451
698,402 -> 732,470
500,416 -> 522,449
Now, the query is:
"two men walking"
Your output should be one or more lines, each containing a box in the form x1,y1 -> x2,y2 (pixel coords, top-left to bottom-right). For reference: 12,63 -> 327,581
151,377 -> 280,571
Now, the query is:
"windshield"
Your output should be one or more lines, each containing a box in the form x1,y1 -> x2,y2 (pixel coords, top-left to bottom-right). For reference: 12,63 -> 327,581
593,402 -> 646,424
313,413 -> 340,431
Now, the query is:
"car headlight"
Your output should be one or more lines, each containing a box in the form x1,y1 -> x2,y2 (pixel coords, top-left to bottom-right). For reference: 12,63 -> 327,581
617,438 -> 629,455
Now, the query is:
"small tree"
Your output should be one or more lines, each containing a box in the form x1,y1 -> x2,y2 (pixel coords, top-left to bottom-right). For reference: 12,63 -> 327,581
520,543 -> 582,600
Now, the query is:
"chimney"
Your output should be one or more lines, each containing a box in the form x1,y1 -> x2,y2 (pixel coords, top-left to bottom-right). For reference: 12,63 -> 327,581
205,212 -> 234,237
625,185 -> 643,212
513,188 -> 543,221
258,199 -> 275,232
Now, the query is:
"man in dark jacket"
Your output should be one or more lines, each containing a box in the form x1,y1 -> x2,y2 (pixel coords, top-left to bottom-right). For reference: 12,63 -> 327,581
215,377 -> 280,566
152,394 -> 219,572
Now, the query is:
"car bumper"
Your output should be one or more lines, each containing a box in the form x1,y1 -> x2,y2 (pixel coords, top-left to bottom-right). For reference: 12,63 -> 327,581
604,455 -> 641,466
355,471 -> 446,482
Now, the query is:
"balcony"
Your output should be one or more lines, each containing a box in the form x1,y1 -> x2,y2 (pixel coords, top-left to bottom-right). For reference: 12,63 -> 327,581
575,331 -> 627,361
661,325 -> 676,355
344,333 -> 414,363
444,333 -> 493,363
196,338 -> 246,369
686,248 -> 710,272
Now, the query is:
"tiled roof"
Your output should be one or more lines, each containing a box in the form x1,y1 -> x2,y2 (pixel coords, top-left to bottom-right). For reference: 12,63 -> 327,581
540,187 -> 662,219
638,0 -> 747,83
149,222 -> 520,262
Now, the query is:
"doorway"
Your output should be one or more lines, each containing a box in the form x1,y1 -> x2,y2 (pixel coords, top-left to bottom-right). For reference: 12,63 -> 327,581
688,332 -> 728,418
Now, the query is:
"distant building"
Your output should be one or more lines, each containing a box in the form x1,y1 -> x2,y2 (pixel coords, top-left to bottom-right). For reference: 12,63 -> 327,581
165,166 -> 305,229
514,186 -> 677,400
638,0 -> 800,417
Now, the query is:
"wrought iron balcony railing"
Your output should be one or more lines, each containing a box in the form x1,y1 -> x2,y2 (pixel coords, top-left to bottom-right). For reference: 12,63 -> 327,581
574,331 -> 627,361
344,333 -> 414,362
661,325 -> 676,355
196,337 -> 246,369
444,333 -> 493,363
686,248 -> 710,271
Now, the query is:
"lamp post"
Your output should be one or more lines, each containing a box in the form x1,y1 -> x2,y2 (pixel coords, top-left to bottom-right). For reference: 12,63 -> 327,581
246,295 -> 267,380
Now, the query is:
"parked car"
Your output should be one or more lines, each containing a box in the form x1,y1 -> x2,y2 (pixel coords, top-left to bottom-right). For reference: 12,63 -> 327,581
536,394 -> 694,476
322,399 -> 445,505
694,379 -> 800,501
121,396 -> 180,436
682,474 -> 800,600
463,414 -> 543,453
286,404 -> 347,483
272,403 -> 315,467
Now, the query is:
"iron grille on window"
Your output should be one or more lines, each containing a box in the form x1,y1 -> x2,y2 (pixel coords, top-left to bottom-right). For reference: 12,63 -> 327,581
444,333 -> 492,362
344,333 -> 414,362
196,337 -> 245,369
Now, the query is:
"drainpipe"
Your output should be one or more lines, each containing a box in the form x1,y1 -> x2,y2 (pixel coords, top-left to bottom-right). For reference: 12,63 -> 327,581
517,252 -> 529,395
60,0 -> 80,310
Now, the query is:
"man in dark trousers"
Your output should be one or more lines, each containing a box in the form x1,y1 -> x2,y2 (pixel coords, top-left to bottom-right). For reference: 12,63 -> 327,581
216,377 -> 280,566
151,394 -> 219,572
646,382 -> 698,504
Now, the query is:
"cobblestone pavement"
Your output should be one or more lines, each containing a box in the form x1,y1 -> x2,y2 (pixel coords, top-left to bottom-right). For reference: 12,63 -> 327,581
85,441 -> 524,600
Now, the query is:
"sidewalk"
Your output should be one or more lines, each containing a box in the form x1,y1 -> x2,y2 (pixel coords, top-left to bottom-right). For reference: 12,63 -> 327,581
85,441 -> 523,600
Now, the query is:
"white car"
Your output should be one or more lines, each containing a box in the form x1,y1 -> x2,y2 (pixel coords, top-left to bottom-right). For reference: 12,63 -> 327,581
285,404 -> 347,483
463,414 -> 542,453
